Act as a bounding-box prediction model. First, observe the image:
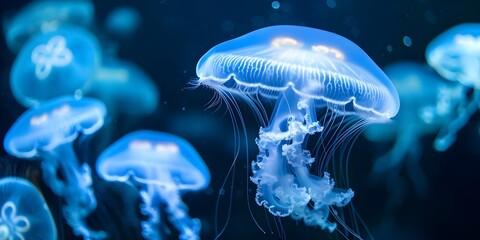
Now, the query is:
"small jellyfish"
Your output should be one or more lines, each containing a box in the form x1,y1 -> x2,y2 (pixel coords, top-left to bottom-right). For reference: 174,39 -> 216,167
89,59 -> 159,116
4,0 -> 94,52
364,61 -> 464,197
426,23 -> 480,151
3,96 -> 107,239
104,6 -> 141,39
0,177 -> 57,240
195,25 -> 399,234
96,130 -> 210,240
10,25 -> 101,108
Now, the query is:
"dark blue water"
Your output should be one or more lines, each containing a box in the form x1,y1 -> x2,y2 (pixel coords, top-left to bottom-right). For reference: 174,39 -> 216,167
1,0 -> 480,239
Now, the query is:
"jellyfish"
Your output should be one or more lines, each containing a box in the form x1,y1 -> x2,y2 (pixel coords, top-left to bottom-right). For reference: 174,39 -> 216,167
0,177 -> 57,240
96,130 -> 210,240
89,59 -> 159,116
10,25 -> 101,108
363,61 -> 464,197
426,23 -> 480,151
4,0 -> 94,52
194,25 -> 399,233
104,6 -> 141,39
3,96 -> 107,239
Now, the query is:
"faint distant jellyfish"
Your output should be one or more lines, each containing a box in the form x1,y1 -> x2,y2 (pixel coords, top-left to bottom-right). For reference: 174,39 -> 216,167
89,59 -> 159,116
364,62 -> 464,197
426,23 -> 480,151
96,130 -> 210,240
104,6 -> 141,39
4,0 -> 94,52
195,25 -> 399,233
3,96 -> 107,239
10,25 -> 101,108
0,177 -> 57,240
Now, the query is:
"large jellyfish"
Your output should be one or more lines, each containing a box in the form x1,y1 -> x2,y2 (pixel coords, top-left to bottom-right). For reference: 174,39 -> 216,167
0,177 -> 57,240
4,0 -> 94,52
364,61 -> 464,197
10,25 -> 101,108
96,130 -> 210,240
195,25 -> 399,233
426,23 -> 480,151
3,96 -> 107,239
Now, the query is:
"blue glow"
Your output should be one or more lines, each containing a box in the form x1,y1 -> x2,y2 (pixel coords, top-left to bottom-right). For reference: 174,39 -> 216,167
196,25 -> 399,120
271,1 -> 280,9
195,25 -> 399,233
89,59 -> 159,115
10,26 -> 101,108
426,23 -> 480,151
426,23 -> 480,88
96,130 -> 210,240
3,96 -> 107,239
364,61 -> 464,196
105,6 -> 141,38
0,177 -> 57,240
403,36 -> 412,47
5,0 -> 94,52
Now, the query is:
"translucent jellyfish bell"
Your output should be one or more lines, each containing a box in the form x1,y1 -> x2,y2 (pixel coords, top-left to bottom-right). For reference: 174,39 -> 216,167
0,177 -> 57,240
3,96 -> 107,239
104,6 -> 141,39
10,25 -> 101,108
426,23 -> 480,88
4,0 -> 94,52
89,59 -> 159,116
96,130 -> 210,240
426,23 -> 480,151
195,25 -> 399,233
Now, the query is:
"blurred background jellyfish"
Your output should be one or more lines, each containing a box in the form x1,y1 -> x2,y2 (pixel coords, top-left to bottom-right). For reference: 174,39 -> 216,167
0,177 -> 57,240
364,61 -> 464,198
3,96 -> 107,239
89,59 -> 159,116
426,23 -> 480,151
10,25 -> 101,108
3,0 -> 94,53
104,6 -> 141,40
195,25 -> 399,234
96,130 -> 210,240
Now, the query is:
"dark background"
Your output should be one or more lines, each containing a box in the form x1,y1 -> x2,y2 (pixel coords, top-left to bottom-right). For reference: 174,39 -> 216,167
1,0 -> 480,239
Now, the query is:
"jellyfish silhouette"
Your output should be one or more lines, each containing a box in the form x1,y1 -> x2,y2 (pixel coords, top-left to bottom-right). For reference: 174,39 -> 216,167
4,0 -> 94,52
104,6 -> 141,39
0,177 -> 57,240
195,25 -> 399,233
96,130 -> 210,240
89,59 -> 159,116
426,23 -> 480,151
10,25 -> 101,108
3,96 -> 107,239
364,61 -> 464,198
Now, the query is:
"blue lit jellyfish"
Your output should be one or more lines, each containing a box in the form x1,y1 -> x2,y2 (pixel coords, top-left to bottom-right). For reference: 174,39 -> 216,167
426,23 -> 480,151
3,96 -> 107,239
0,177 -> 57,240
4,0 -> 94,52
104,6 -> 141,39
89,59 -> 159,116
96,130 -> 210,240
10,25 -> 101,108
364,61 -> 464,197
195,25 -> 399,234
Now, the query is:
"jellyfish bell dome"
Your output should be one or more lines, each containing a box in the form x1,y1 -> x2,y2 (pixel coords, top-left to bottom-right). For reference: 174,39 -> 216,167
10,25 -> 101,108
196,25 -> 399,120
3,96 -> 106,159
426,23 -> 480,88
0,177 -> 57,240
96,130 -> 210,191
4,0 -> 94,52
